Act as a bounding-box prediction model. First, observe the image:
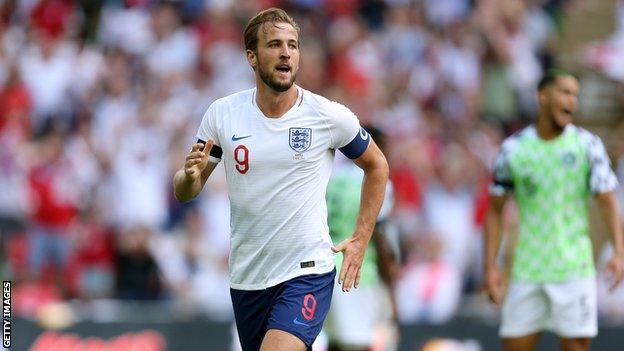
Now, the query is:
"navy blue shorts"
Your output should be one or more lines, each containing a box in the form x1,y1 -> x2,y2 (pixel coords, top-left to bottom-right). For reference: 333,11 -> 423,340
231,269 -> 336,351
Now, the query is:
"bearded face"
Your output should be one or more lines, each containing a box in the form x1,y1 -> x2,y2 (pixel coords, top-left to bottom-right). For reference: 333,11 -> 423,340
249,22 -> 299,93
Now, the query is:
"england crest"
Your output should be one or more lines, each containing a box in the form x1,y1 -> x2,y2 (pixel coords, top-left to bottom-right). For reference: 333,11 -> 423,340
289,127 -> 312,152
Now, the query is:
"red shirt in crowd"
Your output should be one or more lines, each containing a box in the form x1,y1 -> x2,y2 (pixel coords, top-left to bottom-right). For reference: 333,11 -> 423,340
29,163 -> 77,229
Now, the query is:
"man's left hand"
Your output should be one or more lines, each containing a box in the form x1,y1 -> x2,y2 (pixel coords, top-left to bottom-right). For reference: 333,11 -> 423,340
331,237 -> 366,292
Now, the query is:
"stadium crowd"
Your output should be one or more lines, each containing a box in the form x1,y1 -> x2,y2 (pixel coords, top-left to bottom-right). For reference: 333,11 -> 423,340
1,0 -> 623,327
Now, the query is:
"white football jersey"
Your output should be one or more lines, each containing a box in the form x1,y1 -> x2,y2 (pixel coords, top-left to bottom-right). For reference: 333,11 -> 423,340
196,86 -> 369,290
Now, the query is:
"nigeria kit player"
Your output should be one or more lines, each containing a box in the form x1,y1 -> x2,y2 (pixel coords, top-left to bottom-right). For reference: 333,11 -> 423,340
485,70 -> 624,351
172,8 -> 389,351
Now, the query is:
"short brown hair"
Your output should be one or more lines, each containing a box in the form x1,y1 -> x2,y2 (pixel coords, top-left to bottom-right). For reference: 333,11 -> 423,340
243,8 -> 300,52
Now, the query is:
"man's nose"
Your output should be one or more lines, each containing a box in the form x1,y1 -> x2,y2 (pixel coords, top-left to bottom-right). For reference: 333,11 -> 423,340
280,44 -> 291,58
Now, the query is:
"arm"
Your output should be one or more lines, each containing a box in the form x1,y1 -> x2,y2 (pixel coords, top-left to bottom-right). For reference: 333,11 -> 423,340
484,194 -> 507,305
596,191 -> 624,291
584,132 -> 622,290
484,136 -> 515,305
173,140 -> 218,202
331,140 -> 389,292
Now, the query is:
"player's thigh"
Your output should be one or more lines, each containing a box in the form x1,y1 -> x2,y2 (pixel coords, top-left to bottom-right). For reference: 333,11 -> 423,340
559,337 -> 591,351
260,329 -> 307,351
500,282 -> 549,338
546,277 -> 597,339
267,269 -> 335,349
502,332 -> 541,351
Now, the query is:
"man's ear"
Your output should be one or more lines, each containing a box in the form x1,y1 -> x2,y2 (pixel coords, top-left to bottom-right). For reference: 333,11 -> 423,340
246,49 -> 257,71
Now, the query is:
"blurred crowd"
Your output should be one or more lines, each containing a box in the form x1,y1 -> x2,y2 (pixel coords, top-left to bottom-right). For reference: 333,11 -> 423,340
1,0 -> 624,328
583,0 -> 624,84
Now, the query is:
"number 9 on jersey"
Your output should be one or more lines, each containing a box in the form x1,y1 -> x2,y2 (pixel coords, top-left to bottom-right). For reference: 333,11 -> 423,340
234,145 -> 249,174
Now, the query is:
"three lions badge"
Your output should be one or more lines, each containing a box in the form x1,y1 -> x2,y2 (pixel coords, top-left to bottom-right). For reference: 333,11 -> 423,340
289,128 -> 312,152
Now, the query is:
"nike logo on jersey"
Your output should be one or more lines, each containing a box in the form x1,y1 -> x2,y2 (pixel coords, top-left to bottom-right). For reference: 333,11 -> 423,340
293,317 -> 309,326
232,134 -> 251,141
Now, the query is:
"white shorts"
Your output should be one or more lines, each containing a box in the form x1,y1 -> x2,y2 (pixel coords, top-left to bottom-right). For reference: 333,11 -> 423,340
500,277 -> 597,338
324,281 -> 389,348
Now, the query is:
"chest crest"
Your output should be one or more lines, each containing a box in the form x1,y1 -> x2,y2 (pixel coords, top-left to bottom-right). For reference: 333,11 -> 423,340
289,128 -> 312,152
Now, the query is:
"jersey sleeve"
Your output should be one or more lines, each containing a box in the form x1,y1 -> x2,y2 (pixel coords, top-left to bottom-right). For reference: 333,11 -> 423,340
489,141 -> 514,196
196,101 -> 224,163
327,102 -> 370,159
584,133 -> 618,194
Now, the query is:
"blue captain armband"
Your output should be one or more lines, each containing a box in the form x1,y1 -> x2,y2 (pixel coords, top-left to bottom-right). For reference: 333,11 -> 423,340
339,127 -> 371,159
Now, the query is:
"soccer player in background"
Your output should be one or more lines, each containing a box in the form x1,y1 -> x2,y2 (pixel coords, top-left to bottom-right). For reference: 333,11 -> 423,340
324,126 -> 398,351
484,69 -> 624,351
172,8 -> 389,351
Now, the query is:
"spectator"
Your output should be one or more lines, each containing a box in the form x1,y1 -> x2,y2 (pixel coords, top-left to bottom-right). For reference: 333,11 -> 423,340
150,205 -> 232,320
395,234 -> 462,324
27,123 -> 80,289
115,224 -> 162,300
19,29 -> 75,132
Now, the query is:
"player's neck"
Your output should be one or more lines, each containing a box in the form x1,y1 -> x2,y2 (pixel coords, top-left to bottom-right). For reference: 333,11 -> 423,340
536,112 -> 564,141
255,82 -> 298,118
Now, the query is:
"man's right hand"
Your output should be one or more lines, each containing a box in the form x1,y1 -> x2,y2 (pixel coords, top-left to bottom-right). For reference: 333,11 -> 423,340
485,265 -> 503,306
184,140 -> 213,180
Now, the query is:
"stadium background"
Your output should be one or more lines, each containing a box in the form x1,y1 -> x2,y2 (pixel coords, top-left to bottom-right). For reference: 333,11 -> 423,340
1,0 -> 624,350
